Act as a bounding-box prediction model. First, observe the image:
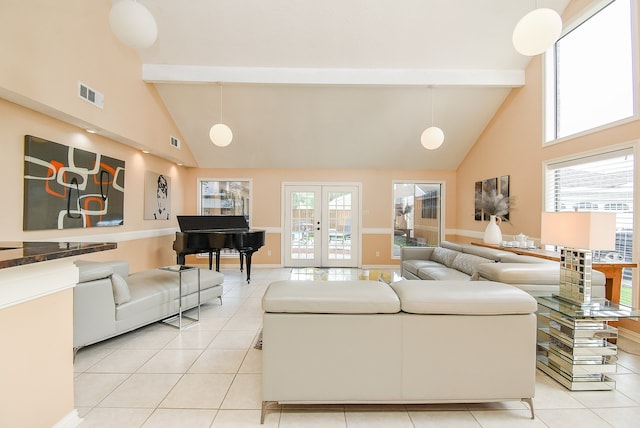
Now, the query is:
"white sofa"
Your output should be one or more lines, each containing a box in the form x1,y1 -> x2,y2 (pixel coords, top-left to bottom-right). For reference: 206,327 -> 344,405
401,241 -> 606,297
73,260 -> 224,350
261,279 -> 537,423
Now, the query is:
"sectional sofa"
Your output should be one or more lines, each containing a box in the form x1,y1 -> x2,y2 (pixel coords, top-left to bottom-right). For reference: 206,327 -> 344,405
73,260 -> 224,351
261,279 -> 538,423
401,241 -> 606,297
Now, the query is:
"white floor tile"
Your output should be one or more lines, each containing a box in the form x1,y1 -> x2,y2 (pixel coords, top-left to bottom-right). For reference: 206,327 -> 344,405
159,373 -> 234,409
220,374 -> 262,409
99,373 -> 181,408
136,349 -> 202,373
535,408 -> 612,428
142,408 -> 217,428
72,267 -> 640,428
78,407 -> 153,427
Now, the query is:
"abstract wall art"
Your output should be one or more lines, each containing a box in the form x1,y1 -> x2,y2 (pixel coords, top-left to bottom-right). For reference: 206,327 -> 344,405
23,135 -> 125,230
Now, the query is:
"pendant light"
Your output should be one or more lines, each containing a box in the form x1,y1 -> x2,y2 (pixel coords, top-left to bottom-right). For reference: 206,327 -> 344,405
421,87 -> 444,150
109,0 -> 158,49
209,84 -> 233,147
512,2 -> 562,56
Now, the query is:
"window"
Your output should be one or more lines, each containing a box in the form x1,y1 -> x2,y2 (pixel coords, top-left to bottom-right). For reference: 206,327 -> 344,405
544,149 -> 634,304
392,182 -> 443,257
198,179 -> 252,257
198,179 -> 252,219
545,0 -> 634,142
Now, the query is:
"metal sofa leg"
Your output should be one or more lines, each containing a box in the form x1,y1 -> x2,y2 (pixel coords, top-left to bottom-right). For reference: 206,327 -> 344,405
523,397 -> 535,419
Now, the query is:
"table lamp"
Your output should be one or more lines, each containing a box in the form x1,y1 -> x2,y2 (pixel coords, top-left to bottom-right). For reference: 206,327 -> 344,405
541,212 -> 617,305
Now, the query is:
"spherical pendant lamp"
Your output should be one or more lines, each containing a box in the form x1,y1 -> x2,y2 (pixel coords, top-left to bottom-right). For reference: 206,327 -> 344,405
209,123 -> 233,147
210,84 -> 233,147
512,8 -> 562,56
421,126 -> 445,150
420,87 -> 444,150
109,0 -> 158,49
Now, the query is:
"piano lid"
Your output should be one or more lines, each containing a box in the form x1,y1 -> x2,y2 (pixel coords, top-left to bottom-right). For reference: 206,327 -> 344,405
177,215 -> 249,232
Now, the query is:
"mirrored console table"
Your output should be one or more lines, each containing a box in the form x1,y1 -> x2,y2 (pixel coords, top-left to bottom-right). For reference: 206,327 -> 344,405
536,296 -> 640,391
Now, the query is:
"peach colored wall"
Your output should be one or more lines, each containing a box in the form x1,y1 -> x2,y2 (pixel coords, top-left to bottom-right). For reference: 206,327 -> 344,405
0,0 -> 195,165
0,289 -> 73,427
456,0 -> 640,242
456,0 -> 640,329
183,168 -> 456,266
1,98 -> 184,271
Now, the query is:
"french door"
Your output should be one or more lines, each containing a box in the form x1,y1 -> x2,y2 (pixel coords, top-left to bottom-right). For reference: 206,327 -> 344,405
284,184 -> 360,267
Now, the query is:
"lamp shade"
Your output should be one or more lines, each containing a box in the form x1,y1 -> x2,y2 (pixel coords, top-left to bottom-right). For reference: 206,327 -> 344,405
512,8 -> 562,56
540,212 -> 616,250
209,123 -> 233,147
420,126 -> 444,150
109,0 -> 158,49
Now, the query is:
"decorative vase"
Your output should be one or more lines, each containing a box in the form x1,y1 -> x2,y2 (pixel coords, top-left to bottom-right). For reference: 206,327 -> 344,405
483,215 -> 503,245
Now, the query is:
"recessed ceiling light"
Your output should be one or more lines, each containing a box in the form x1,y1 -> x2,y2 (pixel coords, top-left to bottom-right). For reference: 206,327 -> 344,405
142,150 -> 150,154
85,128 -> 97,134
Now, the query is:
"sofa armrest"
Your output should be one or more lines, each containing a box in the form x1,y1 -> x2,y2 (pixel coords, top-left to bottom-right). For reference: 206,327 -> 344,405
73,277 -> 117,348
400,246 -> 435,262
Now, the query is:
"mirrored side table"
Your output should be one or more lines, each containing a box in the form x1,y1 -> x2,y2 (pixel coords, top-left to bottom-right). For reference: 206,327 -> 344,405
160,265 -> 201,330
536,296 -> 640,390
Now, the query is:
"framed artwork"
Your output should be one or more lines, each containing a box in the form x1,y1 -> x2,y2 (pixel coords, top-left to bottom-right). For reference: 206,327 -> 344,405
500,175 -> 510,221
144,171 -> 171,220
474,181 -> 482,221
482,177 -> 498,220
23,135 -> 125,230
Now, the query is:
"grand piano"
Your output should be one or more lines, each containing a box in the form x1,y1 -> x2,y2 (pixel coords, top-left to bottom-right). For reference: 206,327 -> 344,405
173,215 -> 265,283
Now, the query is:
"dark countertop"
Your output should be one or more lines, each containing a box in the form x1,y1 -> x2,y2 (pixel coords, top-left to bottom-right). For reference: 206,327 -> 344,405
0,241 -> 117,270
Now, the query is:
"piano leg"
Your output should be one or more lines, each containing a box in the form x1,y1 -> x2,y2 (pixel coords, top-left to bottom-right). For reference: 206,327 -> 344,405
244,251 -> 254,283
208,251 -> 213,270
239,253 -> 244,272
214,250 -> 222,272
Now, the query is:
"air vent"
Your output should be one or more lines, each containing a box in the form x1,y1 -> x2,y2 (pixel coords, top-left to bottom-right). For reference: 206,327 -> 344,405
78,81 -> 104,109
170,136 -> 181,149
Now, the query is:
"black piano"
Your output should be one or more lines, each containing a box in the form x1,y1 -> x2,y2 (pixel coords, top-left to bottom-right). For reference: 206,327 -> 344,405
173,215 -> 266,283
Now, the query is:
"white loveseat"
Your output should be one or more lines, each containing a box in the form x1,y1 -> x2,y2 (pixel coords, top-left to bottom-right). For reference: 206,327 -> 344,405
73,260 -> 224,350
261,279 -> 537,423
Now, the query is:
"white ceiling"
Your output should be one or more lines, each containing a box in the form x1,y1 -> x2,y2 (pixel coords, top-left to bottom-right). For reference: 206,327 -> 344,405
129,0 -> 569,169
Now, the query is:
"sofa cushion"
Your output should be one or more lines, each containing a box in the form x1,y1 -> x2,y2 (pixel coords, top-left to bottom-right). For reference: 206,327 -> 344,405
111,273 -> 131,304
416,267 -> 471,281
391,280 -> 537,315
402,260 -> 444,276
262,280 -> 401,314
477,262 -> 560,285
431,247 -> 458,267
450,253 -> 493,276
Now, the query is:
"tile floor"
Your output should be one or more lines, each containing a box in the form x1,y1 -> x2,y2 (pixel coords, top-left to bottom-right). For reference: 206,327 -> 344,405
74,267 -> 640,427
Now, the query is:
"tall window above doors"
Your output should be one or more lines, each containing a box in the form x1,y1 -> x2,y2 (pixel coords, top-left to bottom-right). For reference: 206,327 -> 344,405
544,0 -> 635,142
543,149 -> 635,305
392,182 -> 443,258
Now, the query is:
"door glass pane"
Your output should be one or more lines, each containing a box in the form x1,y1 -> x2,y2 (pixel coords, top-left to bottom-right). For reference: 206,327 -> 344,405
328,191 -> 352,260
393,183 -> 442,257
291,191 -> 315,260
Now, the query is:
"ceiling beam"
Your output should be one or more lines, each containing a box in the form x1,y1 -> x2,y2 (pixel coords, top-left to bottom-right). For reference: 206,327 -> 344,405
142,64 -> 525,87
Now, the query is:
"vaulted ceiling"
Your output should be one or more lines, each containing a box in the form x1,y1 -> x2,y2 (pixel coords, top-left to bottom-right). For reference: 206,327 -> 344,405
126,0 -> 569,169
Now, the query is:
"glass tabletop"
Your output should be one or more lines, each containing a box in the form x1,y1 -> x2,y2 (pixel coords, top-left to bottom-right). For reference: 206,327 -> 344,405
536,295 -> 640,319
160,265 -> 198,273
